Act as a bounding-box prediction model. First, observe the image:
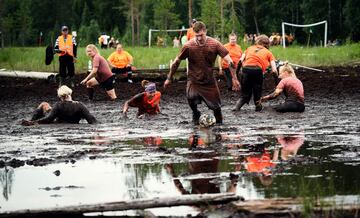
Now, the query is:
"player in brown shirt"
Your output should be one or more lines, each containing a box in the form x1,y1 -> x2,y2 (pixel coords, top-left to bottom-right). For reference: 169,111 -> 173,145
164,21 -> 240,125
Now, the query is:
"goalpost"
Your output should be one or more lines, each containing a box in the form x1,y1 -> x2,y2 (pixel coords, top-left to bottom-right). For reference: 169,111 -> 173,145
281,20 -> 328,48
148,27 -> 186,47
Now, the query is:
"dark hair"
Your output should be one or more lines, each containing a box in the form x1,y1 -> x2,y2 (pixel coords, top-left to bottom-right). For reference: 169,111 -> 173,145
193,21 -> 206,33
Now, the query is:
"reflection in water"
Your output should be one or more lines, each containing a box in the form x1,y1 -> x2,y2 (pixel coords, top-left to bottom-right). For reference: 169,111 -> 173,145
167,128 -> 237,196
276,132 -> 305,161
243,143 -> 279,186
0,167 -> 14,201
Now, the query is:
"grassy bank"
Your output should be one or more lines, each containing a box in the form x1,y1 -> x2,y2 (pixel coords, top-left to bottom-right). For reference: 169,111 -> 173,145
0,44 -> 360,73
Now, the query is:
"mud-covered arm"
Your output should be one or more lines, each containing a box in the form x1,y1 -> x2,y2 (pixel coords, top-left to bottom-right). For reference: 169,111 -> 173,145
31,108 -> 45,121
236,53 -> 246,75
223,55 -> 238,80
37,104 -> 59,124
261,88 -> 283,102
123,93 -> 144,113
80,103 -> 97,124
166,45 -> 189,81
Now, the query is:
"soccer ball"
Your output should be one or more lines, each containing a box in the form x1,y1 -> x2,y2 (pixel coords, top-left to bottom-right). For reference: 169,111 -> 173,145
199,113 -> 216,128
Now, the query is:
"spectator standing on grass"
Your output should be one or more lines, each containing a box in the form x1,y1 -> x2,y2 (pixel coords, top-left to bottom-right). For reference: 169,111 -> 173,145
107,44 -> 134,83
81,44 -> 117,101
173,36 -> 180,48
99,33 -> 110,49
186,19 -> 197,41
218,33 -> 242,91
123,80 -> 161,118
54,26 -> 77,87
259,62 -> 305,112
108,37 -> 116,49
164,21 -> 240,125
21,85 -> 97,125
181,33 -> 188,46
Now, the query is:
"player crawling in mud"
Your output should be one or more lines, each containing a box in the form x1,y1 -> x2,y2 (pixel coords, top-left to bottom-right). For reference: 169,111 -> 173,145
21,85 -> 97,125
122,80 -> 161,118
259,62 -> 305,112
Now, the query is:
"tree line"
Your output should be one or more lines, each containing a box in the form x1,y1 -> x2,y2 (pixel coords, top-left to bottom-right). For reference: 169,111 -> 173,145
0,0 -> 359,47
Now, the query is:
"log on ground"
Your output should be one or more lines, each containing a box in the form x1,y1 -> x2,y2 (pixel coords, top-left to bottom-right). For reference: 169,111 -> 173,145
0,193 -> 241,217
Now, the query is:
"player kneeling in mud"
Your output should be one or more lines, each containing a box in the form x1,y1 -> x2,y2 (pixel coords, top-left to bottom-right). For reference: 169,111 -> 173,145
258,62 -> 305,112
122,80 -> 161,118
21,85 -> 97,125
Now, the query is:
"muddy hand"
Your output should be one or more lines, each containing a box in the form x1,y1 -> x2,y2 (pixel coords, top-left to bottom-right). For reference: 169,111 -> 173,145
232,79 -> 240,91
163,79 -> 171,90
21,119 -> 36,126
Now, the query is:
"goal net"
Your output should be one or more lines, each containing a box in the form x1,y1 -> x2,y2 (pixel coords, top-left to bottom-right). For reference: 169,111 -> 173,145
281,21 -> 328,48
148,28 -> 187,47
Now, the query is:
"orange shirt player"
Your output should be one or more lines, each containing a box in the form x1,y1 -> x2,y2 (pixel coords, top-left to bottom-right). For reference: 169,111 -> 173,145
123,80 -> 161,118
107,44 -> 134,83
186,19 -> 197,41
219,33 -> 242,90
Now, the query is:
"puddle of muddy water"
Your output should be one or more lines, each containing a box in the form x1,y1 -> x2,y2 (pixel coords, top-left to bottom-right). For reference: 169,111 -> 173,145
1,132 -> 360,216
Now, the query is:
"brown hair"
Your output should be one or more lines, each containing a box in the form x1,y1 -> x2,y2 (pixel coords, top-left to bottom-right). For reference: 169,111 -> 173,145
229,33 -> 237,38
141,80 -> 150,88
193,21 -> 206,33
255,34 -> 270,49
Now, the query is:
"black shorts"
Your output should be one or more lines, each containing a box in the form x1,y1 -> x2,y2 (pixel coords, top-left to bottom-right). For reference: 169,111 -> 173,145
98,75 -> 115,91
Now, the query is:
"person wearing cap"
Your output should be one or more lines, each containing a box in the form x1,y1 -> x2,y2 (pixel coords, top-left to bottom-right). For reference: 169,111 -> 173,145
21,85 -> 97,126
81,44 -> 117,101
164,21 -> 240,125
186,19 -> 197,41
54,26 -> 77,87
107,44 -> 134,83
123,80 -> 161,118
233,34 -> 278,112
218,33 -> 243,91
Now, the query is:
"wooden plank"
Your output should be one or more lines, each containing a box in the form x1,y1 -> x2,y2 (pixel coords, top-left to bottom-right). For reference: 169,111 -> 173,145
232,198 -> 360,216
0,193 -> 240,217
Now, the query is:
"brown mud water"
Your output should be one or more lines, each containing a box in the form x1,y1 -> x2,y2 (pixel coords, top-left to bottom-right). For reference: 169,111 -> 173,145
0,66 -> 360,217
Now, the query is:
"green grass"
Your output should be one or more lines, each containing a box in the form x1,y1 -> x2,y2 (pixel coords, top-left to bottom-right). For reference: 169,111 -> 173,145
0,44 -> 360,73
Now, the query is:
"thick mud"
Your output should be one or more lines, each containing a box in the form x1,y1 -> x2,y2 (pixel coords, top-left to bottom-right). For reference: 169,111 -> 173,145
0,67 -> 360,216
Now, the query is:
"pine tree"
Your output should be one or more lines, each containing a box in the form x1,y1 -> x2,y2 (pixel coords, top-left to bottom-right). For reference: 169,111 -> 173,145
201,0 -> 221,37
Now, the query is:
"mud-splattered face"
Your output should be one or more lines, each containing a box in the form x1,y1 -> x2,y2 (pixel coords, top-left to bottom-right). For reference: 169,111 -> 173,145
195,30 -> 207,45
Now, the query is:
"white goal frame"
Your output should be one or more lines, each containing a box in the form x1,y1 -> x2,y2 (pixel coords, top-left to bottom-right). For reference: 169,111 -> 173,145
281,21 -> 328,48
148,28 -> 186,47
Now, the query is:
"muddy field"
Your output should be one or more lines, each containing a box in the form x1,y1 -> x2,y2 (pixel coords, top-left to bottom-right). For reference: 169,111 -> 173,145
0,67 -> 360,216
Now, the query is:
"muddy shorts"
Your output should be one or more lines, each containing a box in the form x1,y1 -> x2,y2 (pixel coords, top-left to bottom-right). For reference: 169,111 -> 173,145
186,81 -> 221,110
97,75 -> 115,91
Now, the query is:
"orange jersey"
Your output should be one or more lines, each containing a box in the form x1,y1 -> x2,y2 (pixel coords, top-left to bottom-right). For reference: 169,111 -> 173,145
143,91 -> 161,114
242,45 -> 275,72
246,152 -> 276,175
222,43 -> 242,69
187,28 -> 196,40
107,51 -> 133,68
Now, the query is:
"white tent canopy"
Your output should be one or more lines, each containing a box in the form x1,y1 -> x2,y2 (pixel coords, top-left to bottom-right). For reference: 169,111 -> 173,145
281,20 -> 328,48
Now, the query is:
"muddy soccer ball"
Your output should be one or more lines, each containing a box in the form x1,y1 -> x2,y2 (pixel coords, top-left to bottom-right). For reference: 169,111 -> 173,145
199,114 -> 216,128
